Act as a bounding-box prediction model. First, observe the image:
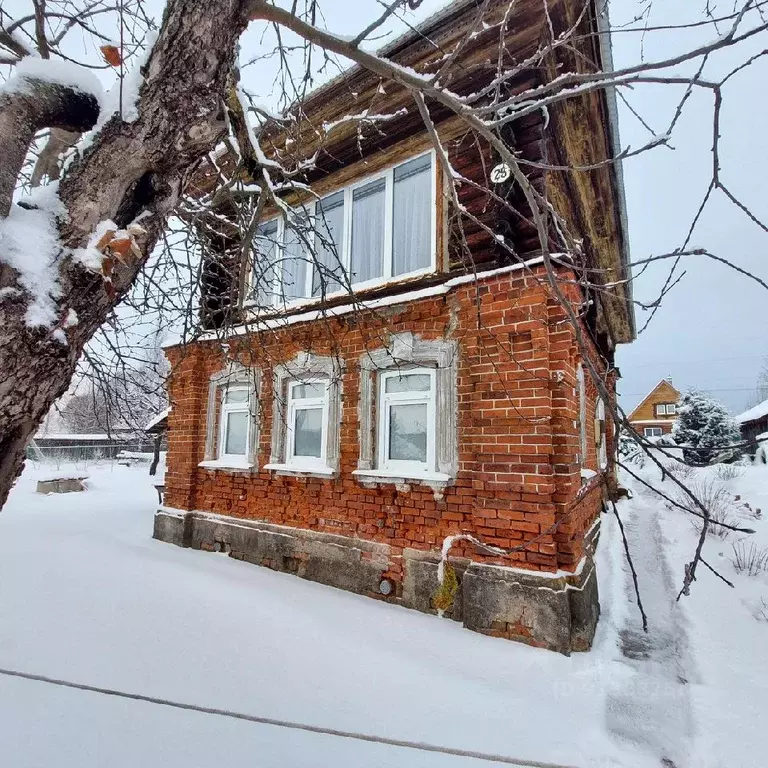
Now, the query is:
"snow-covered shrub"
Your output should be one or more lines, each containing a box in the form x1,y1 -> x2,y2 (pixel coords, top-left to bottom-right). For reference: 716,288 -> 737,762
664,460 -> 695,480
731,541 -> 768,577
715,463 -> 745,482
618,433 -> 645,466
674,477 -> 736,540
673,390 -> 742,465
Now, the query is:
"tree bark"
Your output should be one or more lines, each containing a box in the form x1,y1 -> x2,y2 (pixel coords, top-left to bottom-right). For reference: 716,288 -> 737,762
0,0 -> 252,508
0,81 -> 99,216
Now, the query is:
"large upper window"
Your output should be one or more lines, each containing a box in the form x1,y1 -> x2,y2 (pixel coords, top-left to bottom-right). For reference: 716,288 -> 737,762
248,152 -> 436,308
655,402 -> 677,416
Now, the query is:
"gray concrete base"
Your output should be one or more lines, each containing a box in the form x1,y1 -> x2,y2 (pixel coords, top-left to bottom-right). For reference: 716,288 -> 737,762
37,477 -> 87,494
154,508 -> 600,654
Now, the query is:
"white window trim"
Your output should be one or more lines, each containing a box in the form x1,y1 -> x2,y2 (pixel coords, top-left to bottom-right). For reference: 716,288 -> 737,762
357,333 -> 457,488
244,149 -> 438,311
285,378 -> 330,471
200,363 -> 260,471
666,403 -> 676,415
267,352 -> 343,477
644,426 -> 663,437
377,367 -> 436,476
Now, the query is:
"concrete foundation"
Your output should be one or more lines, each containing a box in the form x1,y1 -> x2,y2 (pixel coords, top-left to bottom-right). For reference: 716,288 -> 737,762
37,477 -> 88,494
154,508 -> 600,654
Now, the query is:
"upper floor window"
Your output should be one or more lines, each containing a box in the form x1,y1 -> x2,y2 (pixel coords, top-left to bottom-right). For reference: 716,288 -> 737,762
655,402 -> 677,416
247,151 -> 436,309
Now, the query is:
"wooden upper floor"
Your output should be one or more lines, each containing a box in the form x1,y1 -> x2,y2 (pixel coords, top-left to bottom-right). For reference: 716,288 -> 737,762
628,379 -> 681,424
191,0 -> 635,351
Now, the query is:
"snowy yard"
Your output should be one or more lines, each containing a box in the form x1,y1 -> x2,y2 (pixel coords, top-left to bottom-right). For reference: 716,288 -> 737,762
0,461 -> 766,767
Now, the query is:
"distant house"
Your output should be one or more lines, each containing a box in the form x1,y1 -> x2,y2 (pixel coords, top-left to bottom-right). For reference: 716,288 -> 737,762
627,378 -> 680,438
735,399 -> 768,456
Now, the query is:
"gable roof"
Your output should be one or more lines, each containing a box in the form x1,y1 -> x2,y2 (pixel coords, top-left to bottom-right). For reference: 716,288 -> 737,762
627,379 -> 681,422
735,398 -> 768,425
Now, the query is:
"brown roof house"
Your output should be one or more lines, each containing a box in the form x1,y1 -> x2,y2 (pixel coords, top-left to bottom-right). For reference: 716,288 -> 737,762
154,0 -> 636,653
627,378 -> 681,438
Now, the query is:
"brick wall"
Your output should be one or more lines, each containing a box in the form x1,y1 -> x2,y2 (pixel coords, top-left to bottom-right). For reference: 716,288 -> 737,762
164,263 -> 612,585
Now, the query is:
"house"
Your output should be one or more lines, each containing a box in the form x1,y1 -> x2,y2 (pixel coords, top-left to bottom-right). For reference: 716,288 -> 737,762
154,0 -> 635,653
627,378 -> 680,438
735,399 -> 768,457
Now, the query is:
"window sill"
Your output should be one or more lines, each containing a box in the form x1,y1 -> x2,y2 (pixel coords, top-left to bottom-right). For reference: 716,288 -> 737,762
263,462 -> 337,479
198,459 -> 255,472
352,468 -> 452,487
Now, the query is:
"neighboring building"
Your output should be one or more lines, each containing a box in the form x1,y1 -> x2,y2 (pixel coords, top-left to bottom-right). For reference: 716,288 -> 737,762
627,378 -> 680,438
735,399 -> 768,457
154,0 -> 635,653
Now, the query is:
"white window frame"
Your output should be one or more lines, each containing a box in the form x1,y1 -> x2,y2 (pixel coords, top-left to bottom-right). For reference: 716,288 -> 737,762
245,149 -> 438,310
377,367 -> 437,476
285,378 -> 330,470
596,397 -> 608,470
644,426 -> 663,438
266,352 -> 343,477
577,363 -> 587,464
666,402 -> 677,415
217,385 -> 251,462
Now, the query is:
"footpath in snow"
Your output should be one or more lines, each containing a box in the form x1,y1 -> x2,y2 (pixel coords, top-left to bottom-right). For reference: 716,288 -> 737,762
0,459 -> 765,766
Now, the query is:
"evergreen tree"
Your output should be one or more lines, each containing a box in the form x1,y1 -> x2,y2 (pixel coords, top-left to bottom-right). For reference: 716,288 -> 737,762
673,390 -> 742,464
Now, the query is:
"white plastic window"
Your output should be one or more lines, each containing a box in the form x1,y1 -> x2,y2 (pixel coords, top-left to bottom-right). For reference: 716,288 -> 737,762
249,151 -> 436,307
218,385 -> 251,460
596,398 -> 608,470
577,363 -> 587,464
286,379 -> 329,469
644,426 -> 663,438
377,369 -> 436,474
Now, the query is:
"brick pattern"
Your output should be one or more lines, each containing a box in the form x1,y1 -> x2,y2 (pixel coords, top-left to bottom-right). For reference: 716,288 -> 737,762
164,264 -> 612,588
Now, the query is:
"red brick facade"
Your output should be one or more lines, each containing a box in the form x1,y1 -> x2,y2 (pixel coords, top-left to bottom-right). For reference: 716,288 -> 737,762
164,262 -> 615,590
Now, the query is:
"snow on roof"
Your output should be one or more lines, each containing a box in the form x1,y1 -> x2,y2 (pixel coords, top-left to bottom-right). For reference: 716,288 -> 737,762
144,407 -> 170,432
735,398 -> 768,425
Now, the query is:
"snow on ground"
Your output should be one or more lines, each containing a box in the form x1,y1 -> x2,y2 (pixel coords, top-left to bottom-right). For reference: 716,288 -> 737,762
0,459 -> 765,767
619,459 -> 768,768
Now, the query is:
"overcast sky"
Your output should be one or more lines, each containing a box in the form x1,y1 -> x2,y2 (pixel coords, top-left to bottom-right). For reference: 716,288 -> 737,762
8,0 -> 767,415
236,0 -> 768,415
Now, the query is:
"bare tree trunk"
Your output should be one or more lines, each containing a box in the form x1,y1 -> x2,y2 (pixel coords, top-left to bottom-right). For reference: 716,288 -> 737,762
0,0 -> 251,508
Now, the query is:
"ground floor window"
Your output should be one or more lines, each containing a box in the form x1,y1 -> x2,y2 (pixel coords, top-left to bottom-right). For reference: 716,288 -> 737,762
356,333 -> 457,482
201,364 -> 260,467
378,368 -> 436,474
268,353 -> 342,475
286,379 -> 330,469
644,426 -> 663,438
218,385 -> 251,460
